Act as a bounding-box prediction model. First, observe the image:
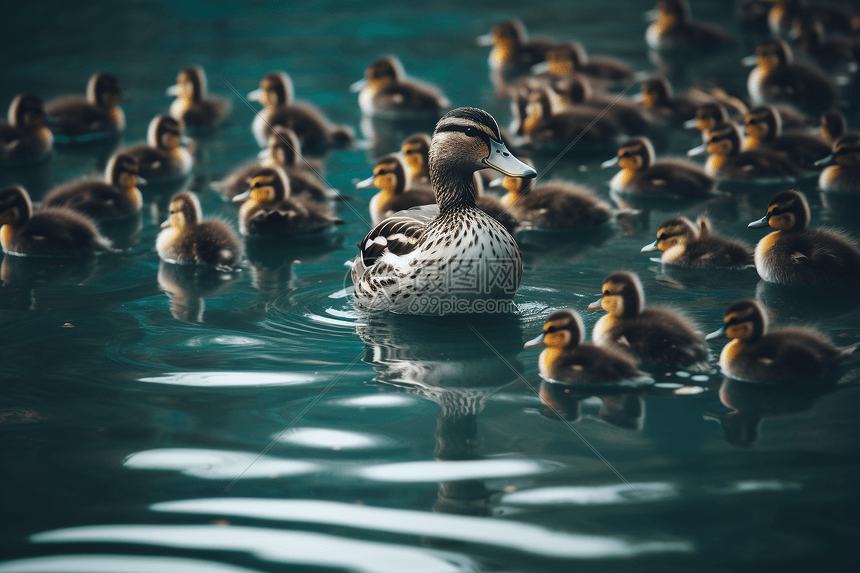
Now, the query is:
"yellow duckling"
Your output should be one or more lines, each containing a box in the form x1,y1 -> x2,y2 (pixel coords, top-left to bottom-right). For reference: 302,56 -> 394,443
684,102 -> 730,142
46,73 -> 124,141
742,105 -> 830,170
817,133 -> 860,192
400,133 -> 432,186
645,0 -> 734,51
350,56 -> 450,117
497,173 -> 613,230
524,309 -> 648,384
157,191 -> 241,271
476,19 -> 559,73
0,185 -> 112,256
748,189 -> 860,286
249,71 -> 354,151
355,154 -> 435,225
603,136 -> 715,196
232,167 -> 344,236
122,115 -> 193,181
0,94 -> 53,163
706,299 -> 858,383
166,66 -> 231,128
641,215 -> 753,268
587,271 -> 710,371
41,152 -> 144,219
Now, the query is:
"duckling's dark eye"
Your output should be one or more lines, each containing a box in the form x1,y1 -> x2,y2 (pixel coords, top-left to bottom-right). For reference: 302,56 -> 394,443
603,290 -> 609,296
657,234 -> 667,240
464,127 -> 478,138
545,326 -> 558,333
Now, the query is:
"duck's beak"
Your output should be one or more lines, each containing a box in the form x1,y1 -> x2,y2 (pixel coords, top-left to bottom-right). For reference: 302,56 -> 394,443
165,84 -> 180,97
160,219 -> 171,229
483,138 -> 536,178
476,33 -> 494,47
354,174 -> 377,190
586,299 -> 603,311
631,92 -> 645,103
349,78 -> 367,93
600,156 -> 620,169
247,88 -> 263,102
687,143 -> 708,157
814,153 -> 835,167
523,333 -> 546,349
741,55 -> 758,67
642,8 -> 657,21
705,326 -> 727,341
180,136 -> 193,146
232,189 -> 251,203
257,149 -> 270,161
488,176 -> 504,188
530,61 -> 550,74
641,239 -> 659,253
747,214 -> 770,229
136,175 -> 148,186
683,118 -> 699,129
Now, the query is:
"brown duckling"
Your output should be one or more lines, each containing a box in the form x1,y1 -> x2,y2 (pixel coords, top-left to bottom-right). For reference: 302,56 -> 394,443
748,189 -> 860,286
166,66 -> 231,128
636,76 -> 709,125
645,0 -> 734,51
587,271 -> 710,372
531,42 -> 635,87
791,17 -> 857,76
684,102 -> 730,142
817,133 -> 860,192
820,109 -> 847,143
356,154 -> 436,225
524,309 -> 648,384
0,94 -> 53,163
42,152 -> 144,219
641,215 -> 753,268
476,19 -> 559,73
350,57 -> 450,118
742,105 -> 831,170
46,73 -> 124,141
519,87 -> 623,147
603,136 -> 715,196
0,185 -> 112,256
552,76 -> 652,135
157,191 -> 241,271
496,173 -> 613,230
121,115 -> 193,181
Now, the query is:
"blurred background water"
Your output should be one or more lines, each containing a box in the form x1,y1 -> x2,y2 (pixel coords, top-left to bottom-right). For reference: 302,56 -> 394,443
2,1 -> 860,571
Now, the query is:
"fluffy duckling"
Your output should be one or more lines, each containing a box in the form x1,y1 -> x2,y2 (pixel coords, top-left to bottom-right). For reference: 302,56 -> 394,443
748,189 -> 860,286
742,105 -> 831,170
706,299 -> 858,383
603,136 -> 715,196
519,87 -> 622,147
587,271 -> 710,371
534,42 -> 635,86
791,18 -> 857,76
552,76 -> 652,135
645,0 -> 734,51
524,309 -> 647,384
0,94 -> 53,163
636,77 -> 708,125
0,185 -> 112,256
476,19 -> 558,73
46,73 -> 124,141
820,109 -> 847,143
157,191 -> 241,271
687,121 -> 801,181
497,173 -> 613,229
122,115 -> 193,181
351,57 -> 450,118
400,133 -> 432,186
641,215 -> 753,268
232,167 -> 344,236
41,152 -> 144,219
166,66 -> 231,128
767,0 -> 854,38
744,38 -> 839,113
817,133 -> 860,192
684,102 -> 730,142
356,154 -> 436,225
249,71 -> 354,150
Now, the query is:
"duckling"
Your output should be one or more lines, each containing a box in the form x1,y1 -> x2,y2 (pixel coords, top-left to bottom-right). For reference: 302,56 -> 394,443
45,73 -> 124,141
121,115 -> 193,181
687,121 -> 801,181
820,109 -> 847,143
166,66 -> 231,128
232,167 -> 344,236
817,133 -> 860,192
744,38 -> 839,113
497,173 -> 613,230
519,87 -> 623,147
350,107 -> 536,314
0,185 -> 112,256
350,56 -> 450,117
706,299 -> 858,383
249,71 -> 354,151
532,42 -> 634,87
0,94 -> 53,163
748,189 -> 860,286
476,19 -> 559,73
641,215 -> 753,268
524,309 -> 647,384
157,191 -> 241,271
645,0 -> 734,51
684,102 -> 730,142
636,77 -> 708,125
603,136 -> 715,196
400,133 -> 432,186
742,105 -> 831,170
791,17 -> 857,76
552,76 -> 652,135
587,271 -> 710,371
767,0 -> 854,38
355,154 -> 436,225
41,152 -> 143,219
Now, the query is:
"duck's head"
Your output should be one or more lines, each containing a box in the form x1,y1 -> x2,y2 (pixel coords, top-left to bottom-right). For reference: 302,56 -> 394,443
638,77 -> 672,109
232,166 -> 290,205
523,88 -> 554,130
602,137 -> 655,171
8,94 -> 46,129
87,73 -> 122,107
147,115 -> 185,150
685,103 -> 729,132
748,39 -> 791,72
523,309 -> 585,350
0,186 -> 33,227
820,109 -> 847,143
400,133 -> 431,181
641,216 -> 698,254
743,105 -> 782,145
476,19 -> 527,48
264,126 -> 301,167
815,133 -> 860,169
748,189 -> 809,232
351,57 -> 404,93
166,66 -> 207,102
105,153 -> 142,190
543,44 -> 579,75
688,121 -> 742,158
249,71 -> 294,107
355,154 -> 406,195
587,271 -> 643,318
652,0 -> 691,26
706,299 -> 767,343
162,191 -> 201,230
552,76 -> 591,105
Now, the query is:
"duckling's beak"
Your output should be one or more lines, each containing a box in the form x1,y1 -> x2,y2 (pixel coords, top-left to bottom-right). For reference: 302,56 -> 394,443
530,62 -> 550,74
641,239 -> 659,253
483,139 -> 537,178
705,326 -> 727,341
354,175 -> 377,190
488,177 -> 504,188
642,8 -> 657,21
476,33 -> 494,47
747,214 -> 770,229
232,189 -> 251,203
349,79 -> 368,93
257,149 -> 270,161
683,118 -> 698,129
586,299 -> 603,311
814,153 -> 835,167
180,136 -> 193,146
523,333 -> 546,349
165,84 -> 180,97
600,156 -> 620,169
160,219 -> 171,229
687,143 -> 708,157
136,175 -> 148,186
741,55 -> 758,67
631,93 -> 645,103
247,88 -> 263,102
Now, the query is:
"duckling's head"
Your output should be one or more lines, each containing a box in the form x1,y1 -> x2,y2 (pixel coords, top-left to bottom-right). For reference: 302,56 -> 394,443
552,76 -> 591,105
232,166 -> 290,204
710,299 -> 768,343
8,94 -> 46,129
0,186 -> 33,227
162,191 -> 202,230
266,126 -> 301,167
641,216 -> 698,254
588,271 -> 644,318
639,77 -> 672,109
364,57 -> 405,86
483,19 -> 527,47
252,71 -> 294,107
819,133 -> 860,168
753,39 -> 792,71
400,133 -> 431,180
687,103 -> 728,132
748,189 -> 809,232
603,137 -> 656,171
544,44 -> 578,75
147,115 -> 184,150
105,153 -> 140,190
820,109 -> 847,143
743,106 -> 782,144
87,73 -> 122,107
524,309 -> 585,350
355,155 -> 406,195
524,88 -> 553,128
698,122 -> 743,157
654,0 -> 691,25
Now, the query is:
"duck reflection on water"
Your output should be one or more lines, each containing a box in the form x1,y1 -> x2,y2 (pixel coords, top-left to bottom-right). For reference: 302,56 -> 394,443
157,261 -> 238,323
539,380 -> 645,431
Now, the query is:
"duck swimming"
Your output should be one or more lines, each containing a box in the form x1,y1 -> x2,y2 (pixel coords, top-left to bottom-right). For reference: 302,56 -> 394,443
636,76 -> 708,125
603,136 -> 715,196
552,76 -> 652,135
350,107 -> 536,314
0,185 -> 112,256
167,66 -> 231,128
157,191 -> 241,271
706,298 -> 858,383
497,172 -> 613,230
518,87 -> 622,147
684,102 -> 730,142
748,189 -> 860,286
476,19 -> 558,73
122,115 -> 193,181
0,94 -> 53,163
645,0 -> 734,51
587,271 -> 710,371
351,56 -> 450,117
355,154 -> 435,225
42,152 -> 144,219
817,133 -> 860,192
742,105 -> 830,170
641,215 -> 753,268
46,73 -> 124,141
524,309 -> 647,384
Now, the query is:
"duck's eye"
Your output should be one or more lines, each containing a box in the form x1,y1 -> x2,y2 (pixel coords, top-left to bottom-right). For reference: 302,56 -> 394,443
657,234 -> 667,241
545,326 -> 558,334
603,290 -> 609,296
464,127 -> 478,138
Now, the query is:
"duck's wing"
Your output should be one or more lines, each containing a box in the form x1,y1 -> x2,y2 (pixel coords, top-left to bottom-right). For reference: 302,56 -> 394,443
358,204 -> 437,268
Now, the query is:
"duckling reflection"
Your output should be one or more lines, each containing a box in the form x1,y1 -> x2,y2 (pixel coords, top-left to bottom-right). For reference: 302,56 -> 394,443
0,255 -> 97,310
157,260 -> 238,323
539,380 -> 645,431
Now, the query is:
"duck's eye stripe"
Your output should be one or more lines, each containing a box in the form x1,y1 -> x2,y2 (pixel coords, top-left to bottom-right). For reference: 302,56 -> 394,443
436,124 -> 494,147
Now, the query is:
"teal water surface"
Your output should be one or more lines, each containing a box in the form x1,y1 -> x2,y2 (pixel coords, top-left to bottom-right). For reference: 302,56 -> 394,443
2,1 -> 860,572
